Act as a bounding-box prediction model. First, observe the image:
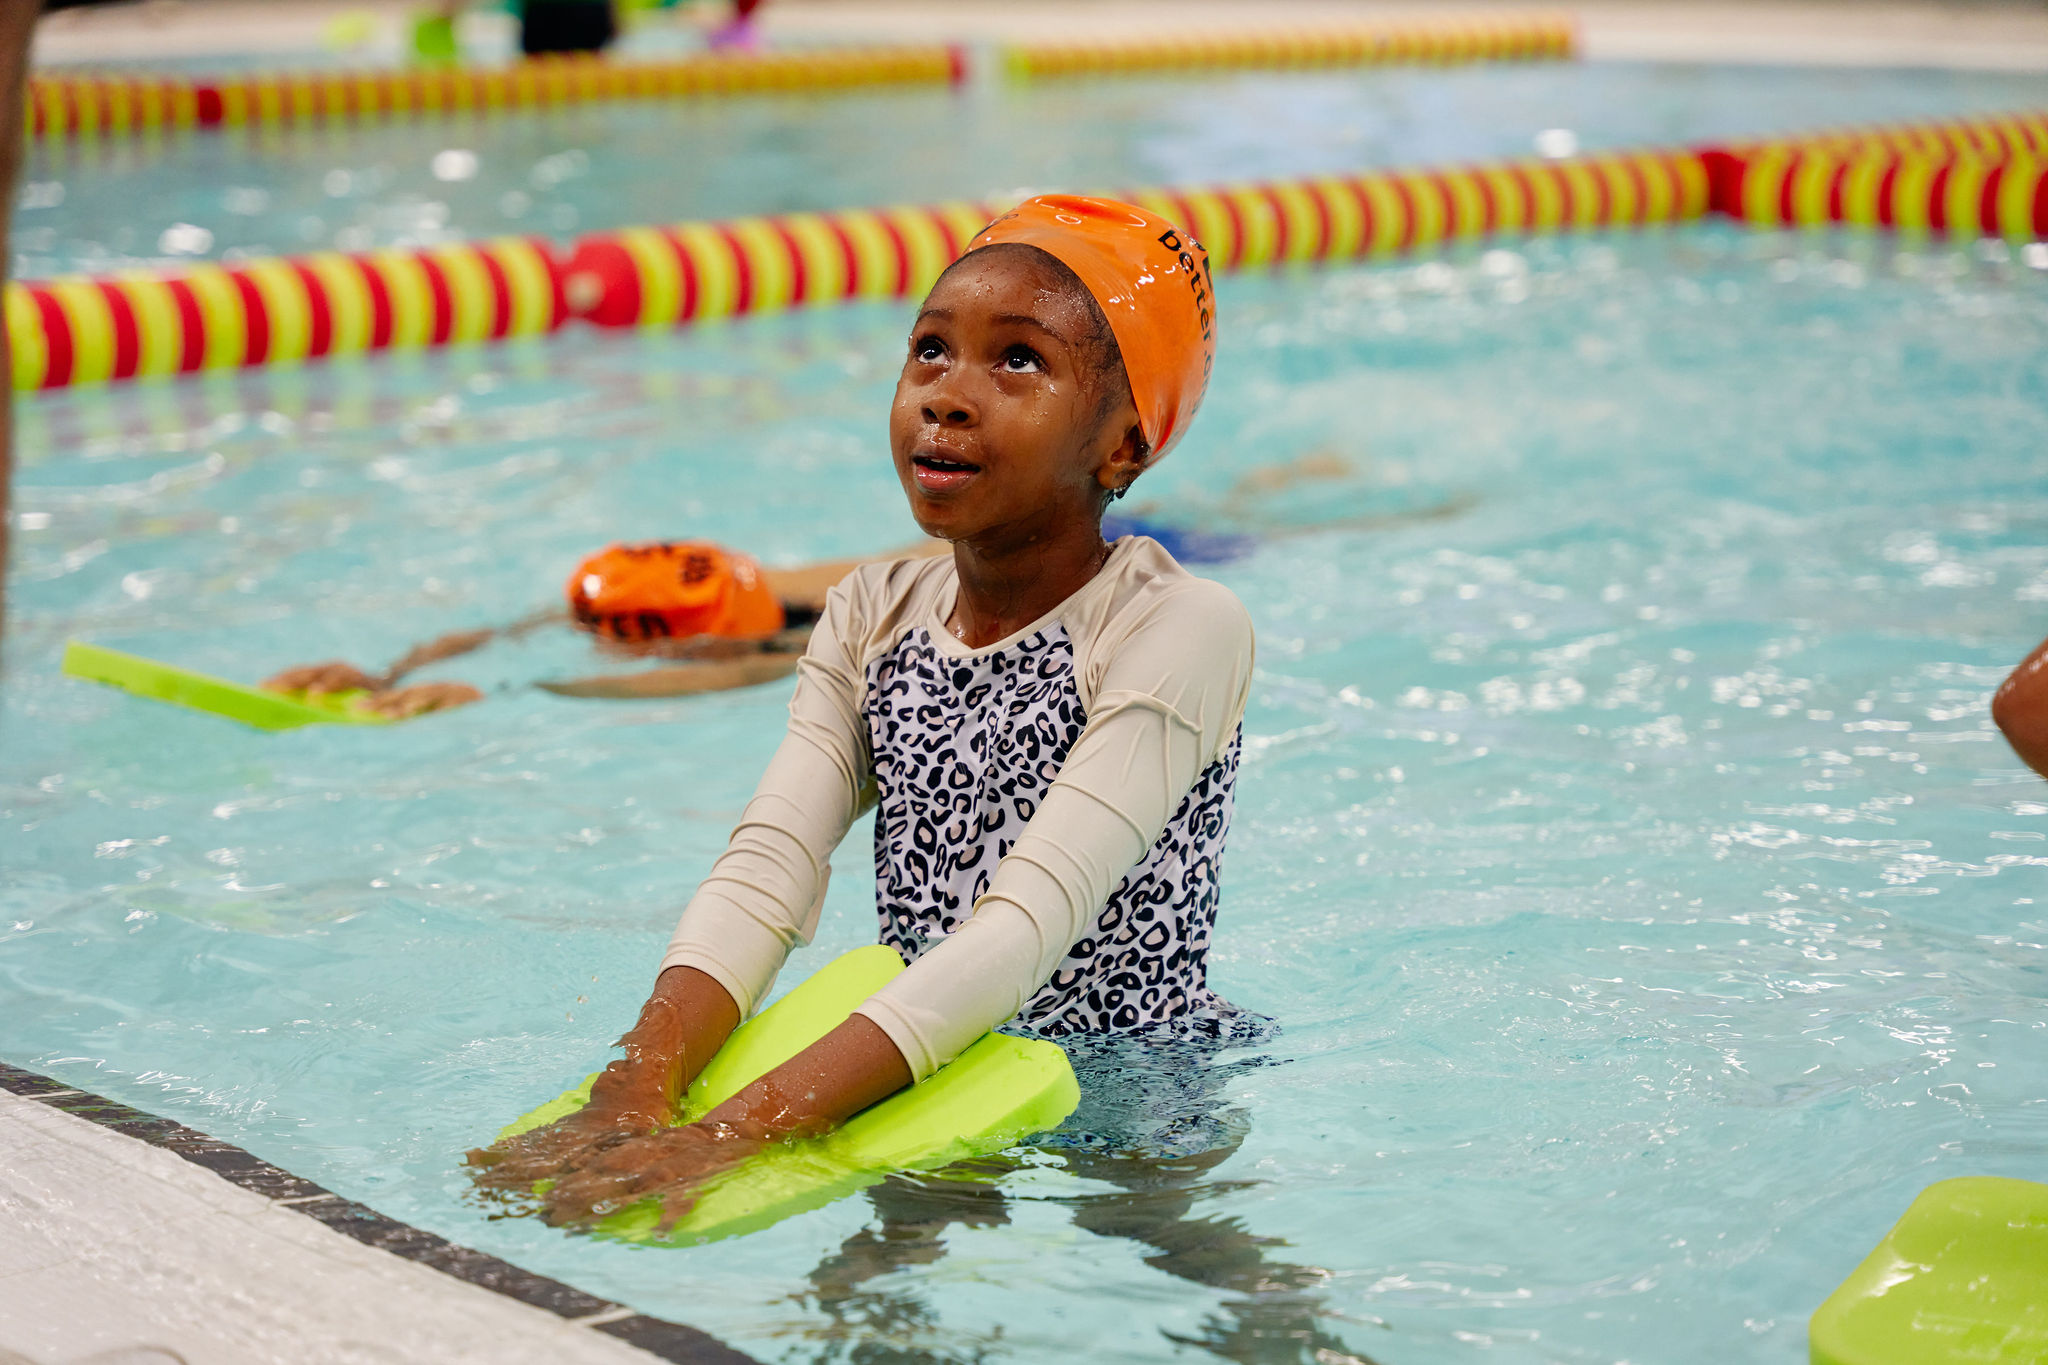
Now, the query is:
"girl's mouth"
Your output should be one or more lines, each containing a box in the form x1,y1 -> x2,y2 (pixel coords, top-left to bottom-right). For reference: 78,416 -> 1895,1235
911,453 -> 982,494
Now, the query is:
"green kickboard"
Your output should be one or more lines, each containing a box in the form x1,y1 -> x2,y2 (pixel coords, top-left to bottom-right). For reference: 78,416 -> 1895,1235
1811,1176 -> 2048,1365
63,640 -> 389,732
500,945 -> 1080,1246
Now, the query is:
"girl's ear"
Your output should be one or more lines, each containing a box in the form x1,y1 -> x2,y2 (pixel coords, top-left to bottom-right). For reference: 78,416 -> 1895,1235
1095,420 -> 1149,498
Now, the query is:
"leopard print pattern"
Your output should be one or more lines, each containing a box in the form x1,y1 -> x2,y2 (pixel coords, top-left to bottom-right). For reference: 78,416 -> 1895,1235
865,623 -> 1241,1035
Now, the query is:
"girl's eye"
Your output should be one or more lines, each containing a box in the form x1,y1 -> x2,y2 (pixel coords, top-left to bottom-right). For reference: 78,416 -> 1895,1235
1000,345 -> 1043,374
912,335 -> 946,363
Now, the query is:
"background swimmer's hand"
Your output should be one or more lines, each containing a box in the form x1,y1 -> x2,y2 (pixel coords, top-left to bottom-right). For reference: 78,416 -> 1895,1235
361,681 -> 485,718
261,660 -> 384,695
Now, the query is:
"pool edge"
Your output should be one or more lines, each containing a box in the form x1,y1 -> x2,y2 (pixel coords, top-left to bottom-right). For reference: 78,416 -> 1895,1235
0,1059 -> 760,1365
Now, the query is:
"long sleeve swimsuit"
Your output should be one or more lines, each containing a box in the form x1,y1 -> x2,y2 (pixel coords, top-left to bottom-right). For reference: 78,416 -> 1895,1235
661,535 -> 1255,1082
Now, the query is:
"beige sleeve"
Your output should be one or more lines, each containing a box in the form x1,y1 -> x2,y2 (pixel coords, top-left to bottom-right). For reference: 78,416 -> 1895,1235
853,580 -> 1254,1080
658,574 -> 877,1016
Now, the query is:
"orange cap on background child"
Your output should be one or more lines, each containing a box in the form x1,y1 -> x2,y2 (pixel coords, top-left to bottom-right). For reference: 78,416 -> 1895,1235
566,541 -> 785,643
968,195 -> 1216,462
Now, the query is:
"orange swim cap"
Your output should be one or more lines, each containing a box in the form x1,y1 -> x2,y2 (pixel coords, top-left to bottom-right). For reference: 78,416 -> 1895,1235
967,194 -> 1216,462
566,541 -> 785,643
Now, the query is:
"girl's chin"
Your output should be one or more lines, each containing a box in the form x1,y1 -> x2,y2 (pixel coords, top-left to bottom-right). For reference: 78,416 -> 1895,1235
908,504 -> 973,540
902,485 -> 981,535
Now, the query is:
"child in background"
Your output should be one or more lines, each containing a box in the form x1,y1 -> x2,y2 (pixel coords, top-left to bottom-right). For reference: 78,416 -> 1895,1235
258,451 -> 1445,717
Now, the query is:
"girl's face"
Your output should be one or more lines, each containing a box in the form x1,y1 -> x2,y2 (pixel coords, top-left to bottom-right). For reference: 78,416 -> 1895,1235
890,249 -> 1142,547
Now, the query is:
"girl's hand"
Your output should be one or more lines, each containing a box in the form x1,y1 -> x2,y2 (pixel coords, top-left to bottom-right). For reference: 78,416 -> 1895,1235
464,967 -> 744,1205
465,1104 -> 651,1190
466,1013 -> 690,1191
535,1120 -> 769,1229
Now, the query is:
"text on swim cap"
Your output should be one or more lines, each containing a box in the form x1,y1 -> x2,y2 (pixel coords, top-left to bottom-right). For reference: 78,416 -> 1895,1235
1156,229 -> 1213,344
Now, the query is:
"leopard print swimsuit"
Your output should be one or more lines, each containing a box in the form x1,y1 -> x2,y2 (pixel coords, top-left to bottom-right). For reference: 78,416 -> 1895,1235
864,619 -> 1243,1036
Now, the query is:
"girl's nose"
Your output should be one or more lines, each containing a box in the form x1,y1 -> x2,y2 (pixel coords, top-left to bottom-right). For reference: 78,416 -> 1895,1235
922,375 -> 978,427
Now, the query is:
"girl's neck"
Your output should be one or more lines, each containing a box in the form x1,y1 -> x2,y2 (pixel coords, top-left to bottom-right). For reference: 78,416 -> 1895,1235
946,519 -> 1111,649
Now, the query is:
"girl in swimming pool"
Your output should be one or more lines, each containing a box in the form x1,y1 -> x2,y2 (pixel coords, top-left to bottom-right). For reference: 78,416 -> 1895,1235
470,195 -> 1259,1224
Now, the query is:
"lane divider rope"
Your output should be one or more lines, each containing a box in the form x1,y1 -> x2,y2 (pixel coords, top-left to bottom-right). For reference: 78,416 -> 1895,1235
1005,12 -> 1575,79
11,110 -> 2046,392
27,13 -> 1574,140
26,45 -> 969,137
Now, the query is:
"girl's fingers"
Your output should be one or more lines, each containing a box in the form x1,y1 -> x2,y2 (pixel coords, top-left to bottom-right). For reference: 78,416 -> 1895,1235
655,1185 -> 703,1234
465,1114 -> 639,1190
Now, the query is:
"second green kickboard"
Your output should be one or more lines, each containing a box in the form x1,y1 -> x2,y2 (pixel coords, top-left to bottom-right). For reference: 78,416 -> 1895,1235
1811,1176 -> 2048,1365
500,945 -> 1080,1245
63,640 -> 389,731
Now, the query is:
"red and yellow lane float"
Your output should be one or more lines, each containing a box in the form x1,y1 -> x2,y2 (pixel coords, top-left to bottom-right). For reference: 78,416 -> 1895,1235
1713,146 -> 2048,237
560,200 -> 1006,327
562,149 -> 1704,329
1007,11 -> 1575,78
27,46 -> 967,139
1701,110 -> 2048,217
7,237 -> 563,391
1722,109 -> 2048,165
24,74 -> 208,136
1117,149 -> 1704,273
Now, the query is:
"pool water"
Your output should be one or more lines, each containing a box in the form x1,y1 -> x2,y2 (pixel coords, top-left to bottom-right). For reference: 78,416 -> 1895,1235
17,61 -> 2048,277
10,52 -> 2048,1365
9,219 -> 2047,1365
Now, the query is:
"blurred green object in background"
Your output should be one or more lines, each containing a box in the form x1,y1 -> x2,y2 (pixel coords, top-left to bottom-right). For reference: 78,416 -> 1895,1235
412,8 -> 460,64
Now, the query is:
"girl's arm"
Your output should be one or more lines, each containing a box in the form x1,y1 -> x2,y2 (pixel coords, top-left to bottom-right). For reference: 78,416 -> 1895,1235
581,964 -> 743,1129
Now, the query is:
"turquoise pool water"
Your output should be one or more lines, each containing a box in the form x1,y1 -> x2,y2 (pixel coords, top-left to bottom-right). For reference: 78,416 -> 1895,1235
9,55 -> 2048,1365
9,220 -> 2046,1365
17,61 -> 2048,277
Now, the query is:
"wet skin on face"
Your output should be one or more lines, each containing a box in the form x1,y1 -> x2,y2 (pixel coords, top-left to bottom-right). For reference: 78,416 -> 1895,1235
890,247 -> 1144,557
